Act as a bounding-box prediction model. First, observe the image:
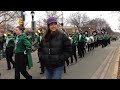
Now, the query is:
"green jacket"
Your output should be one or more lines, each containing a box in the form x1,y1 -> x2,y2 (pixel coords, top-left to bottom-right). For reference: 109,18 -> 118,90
71,35 -> 78,46
36,35 -> 42,45
94,36 -> 98,42
6,36 -> 15,48
97,36 -> 103,40
79,34 -> 86,42
23,33 -> 32,44
104,35 -> 108,40
15,34 -> 33,69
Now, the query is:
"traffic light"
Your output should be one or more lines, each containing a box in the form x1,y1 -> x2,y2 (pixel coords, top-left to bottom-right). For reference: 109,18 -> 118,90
18,18 -> 23,25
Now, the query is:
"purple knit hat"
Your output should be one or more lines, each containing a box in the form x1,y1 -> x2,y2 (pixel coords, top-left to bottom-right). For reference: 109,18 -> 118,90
47,17 -> 57,25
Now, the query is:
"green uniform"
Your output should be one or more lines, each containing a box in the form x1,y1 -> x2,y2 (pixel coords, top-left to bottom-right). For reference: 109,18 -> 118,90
79,34 -> 86,42
6,36 -> 15,48
23,33 -> 32,44
15,34 -> 33,69
72,35 -> 78,46
94,36 -> 97,42
36,35 -> 42,45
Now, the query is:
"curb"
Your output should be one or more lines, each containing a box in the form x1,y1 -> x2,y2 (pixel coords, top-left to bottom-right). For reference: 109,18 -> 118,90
111,47 -> 120,79
90,48 -> 114,79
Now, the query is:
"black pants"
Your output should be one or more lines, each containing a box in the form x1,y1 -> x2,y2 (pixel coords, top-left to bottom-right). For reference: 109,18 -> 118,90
95,41 -> 98,48
88,43 -> 91,52
77,45 -> 80,56
101,39 -> 105,48
91,43 -> 94,50
108,39 -> 110,44
39,57 -> 44,73
15,53 -> 32,79
64,58 -> 69,73
38,48 -> 44,73
98,40 -> 101,46
78,42 -> 85,58
99,40 -> 102,47
71,45 -> 77,63
5,47 -> 15,69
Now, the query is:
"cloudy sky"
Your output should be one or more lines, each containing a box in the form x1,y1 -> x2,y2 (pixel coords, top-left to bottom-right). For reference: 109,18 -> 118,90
24,11 -> 120,32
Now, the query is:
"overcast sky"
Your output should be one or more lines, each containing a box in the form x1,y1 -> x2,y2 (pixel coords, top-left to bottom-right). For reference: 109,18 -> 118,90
24,11 -> 120,32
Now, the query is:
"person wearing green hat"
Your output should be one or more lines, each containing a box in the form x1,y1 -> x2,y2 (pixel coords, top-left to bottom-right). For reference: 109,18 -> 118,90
14,26 -> 33,79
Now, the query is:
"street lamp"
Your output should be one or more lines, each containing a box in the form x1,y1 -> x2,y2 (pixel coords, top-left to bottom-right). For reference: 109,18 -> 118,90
31,11 -> 35,21
60,11 -> 65,33
31,11 -> 35,42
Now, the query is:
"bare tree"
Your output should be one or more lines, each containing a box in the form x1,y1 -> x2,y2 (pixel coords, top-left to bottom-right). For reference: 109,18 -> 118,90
86,17 -> 113,34
118,17 -> 120,31
67,12 -> 90,32
45,11 -> 59,19
44,11 -> 64,25
0,11 -> 20,25
36,18 -> 43,28
81,13 -> 90,27
67,12 -> 82,32
0,11 -> 20,32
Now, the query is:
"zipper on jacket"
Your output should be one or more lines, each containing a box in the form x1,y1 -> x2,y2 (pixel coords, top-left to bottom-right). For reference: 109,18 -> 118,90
49,39 -> 51,55
49,48 -> 51,54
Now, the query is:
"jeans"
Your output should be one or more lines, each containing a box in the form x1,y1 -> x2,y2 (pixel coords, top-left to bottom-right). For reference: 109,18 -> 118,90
45,66 -> 64,79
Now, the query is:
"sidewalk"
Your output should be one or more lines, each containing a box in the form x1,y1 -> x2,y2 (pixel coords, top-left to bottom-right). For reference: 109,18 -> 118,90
105,40 -> 120,79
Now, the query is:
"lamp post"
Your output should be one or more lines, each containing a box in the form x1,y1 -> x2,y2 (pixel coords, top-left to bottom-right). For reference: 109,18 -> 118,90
61,11 -> 64,30
31,11 -> 35,42
60,11 -> 65,34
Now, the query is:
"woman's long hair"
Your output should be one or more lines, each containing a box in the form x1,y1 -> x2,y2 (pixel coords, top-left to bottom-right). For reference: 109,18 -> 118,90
42,28 -> 60,43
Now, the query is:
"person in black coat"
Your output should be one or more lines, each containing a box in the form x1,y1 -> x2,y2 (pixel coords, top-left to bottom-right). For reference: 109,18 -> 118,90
39,17 -> 72,79
0,34 -> 6,59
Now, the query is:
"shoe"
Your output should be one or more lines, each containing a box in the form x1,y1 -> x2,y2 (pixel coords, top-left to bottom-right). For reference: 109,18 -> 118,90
29,76 -> 32,79
37,61 -> 40,63
71,62 -> 73,64
13,65 -> 15,68
67,63 -> 69,66
27,76 -> 32,79
40,72 -> 44,74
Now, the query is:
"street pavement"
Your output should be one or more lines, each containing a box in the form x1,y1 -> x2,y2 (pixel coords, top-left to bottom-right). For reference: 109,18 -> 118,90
0,40 -> 120,79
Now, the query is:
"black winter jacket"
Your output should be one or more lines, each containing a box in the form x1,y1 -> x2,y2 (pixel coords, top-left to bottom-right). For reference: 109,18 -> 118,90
39,31 -> 72,68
